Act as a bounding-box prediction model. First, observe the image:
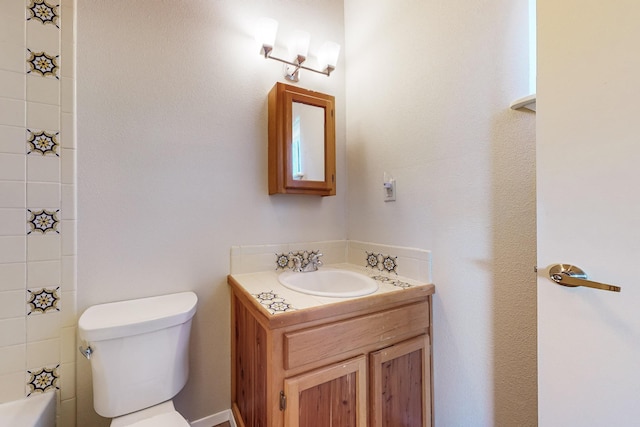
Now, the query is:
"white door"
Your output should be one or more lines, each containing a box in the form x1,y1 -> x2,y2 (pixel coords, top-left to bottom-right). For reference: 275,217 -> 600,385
537,1 -> 640,425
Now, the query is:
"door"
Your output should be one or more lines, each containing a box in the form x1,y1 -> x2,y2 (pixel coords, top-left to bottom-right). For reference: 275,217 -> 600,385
369,335 -> 430,427
283,355 -> 367,427
537,1 -> 640,425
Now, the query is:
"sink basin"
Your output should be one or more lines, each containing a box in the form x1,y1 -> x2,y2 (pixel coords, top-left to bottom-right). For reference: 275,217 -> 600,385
278,268 -> 378,297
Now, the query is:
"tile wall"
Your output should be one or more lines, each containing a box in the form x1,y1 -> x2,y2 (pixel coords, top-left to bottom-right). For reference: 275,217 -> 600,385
0,0 -> 76,425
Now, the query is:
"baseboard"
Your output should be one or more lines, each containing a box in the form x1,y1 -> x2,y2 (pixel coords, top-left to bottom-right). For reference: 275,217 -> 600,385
189,408 -> 236,427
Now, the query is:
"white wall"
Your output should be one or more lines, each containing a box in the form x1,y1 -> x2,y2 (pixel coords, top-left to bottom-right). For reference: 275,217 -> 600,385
76,1 -> 346,425
344,0 -> 537,425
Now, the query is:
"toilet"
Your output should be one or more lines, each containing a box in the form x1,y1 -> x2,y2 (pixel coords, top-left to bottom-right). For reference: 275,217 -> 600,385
78,292 -> 198,427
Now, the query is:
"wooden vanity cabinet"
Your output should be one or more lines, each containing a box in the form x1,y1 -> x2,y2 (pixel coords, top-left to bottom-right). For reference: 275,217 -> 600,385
229,276 -> 434,427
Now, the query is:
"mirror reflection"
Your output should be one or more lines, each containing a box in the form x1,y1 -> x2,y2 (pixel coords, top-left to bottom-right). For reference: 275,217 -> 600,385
291,102 -> 325,181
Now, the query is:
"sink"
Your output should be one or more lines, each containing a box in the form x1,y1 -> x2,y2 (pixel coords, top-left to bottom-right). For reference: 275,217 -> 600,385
278,268 -> 378,297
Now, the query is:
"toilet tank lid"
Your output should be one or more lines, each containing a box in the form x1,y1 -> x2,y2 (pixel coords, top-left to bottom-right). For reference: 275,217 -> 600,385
78,292 -> 198,342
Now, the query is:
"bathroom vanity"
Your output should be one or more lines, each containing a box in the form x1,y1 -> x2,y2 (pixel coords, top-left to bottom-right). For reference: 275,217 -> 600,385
228,267 -> 435,427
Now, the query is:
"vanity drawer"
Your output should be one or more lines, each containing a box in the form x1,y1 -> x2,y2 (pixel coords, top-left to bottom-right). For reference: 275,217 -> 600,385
283,300 -> 429,370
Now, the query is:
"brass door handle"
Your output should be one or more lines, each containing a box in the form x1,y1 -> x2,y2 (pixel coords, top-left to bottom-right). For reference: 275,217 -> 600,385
549,264 -> 621,293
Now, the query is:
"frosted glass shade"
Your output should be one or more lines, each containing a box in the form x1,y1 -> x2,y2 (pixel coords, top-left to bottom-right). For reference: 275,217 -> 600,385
289,30 -> 311,60
255,17 -> 278,49
318,41 -> 341,69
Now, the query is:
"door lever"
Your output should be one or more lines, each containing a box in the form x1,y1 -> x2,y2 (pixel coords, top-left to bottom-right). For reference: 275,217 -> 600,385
549,264 -> 621,293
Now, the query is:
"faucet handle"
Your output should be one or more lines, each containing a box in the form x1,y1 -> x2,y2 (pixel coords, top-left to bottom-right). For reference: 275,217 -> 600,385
290,254 -> 303,272
311,252 -> 323,267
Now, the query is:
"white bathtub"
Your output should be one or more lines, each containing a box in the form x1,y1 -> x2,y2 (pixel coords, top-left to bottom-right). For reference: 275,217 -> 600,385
0,392 -> 56,427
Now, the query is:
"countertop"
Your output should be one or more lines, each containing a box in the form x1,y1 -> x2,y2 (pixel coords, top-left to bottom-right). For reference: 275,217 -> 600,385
228,263 -> 435,327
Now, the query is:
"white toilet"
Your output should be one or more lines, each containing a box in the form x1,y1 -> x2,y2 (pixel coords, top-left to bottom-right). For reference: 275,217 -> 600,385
78,292 -> 198,427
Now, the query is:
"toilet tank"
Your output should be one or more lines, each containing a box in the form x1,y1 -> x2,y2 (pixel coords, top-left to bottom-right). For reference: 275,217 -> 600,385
78,292 -> 198,418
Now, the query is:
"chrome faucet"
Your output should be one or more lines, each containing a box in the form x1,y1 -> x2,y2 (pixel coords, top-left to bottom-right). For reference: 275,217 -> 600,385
291,252 -> 323,272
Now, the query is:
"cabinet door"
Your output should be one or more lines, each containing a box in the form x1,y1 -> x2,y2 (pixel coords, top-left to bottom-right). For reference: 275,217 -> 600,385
369,335 -> 431,427
283,355 -> 367,427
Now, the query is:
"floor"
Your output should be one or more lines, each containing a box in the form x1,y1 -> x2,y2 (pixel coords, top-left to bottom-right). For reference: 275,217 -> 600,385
213,422 -> 231,427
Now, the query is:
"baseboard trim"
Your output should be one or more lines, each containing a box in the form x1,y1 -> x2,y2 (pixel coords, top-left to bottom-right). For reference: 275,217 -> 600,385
189,408 -> 236,427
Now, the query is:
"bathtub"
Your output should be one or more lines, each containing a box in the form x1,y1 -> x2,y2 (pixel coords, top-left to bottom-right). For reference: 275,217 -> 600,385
0,392 -> 56,427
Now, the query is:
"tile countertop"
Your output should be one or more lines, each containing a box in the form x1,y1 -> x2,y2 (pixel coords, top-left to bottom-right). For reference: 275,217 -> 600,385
228,263 -> 434,317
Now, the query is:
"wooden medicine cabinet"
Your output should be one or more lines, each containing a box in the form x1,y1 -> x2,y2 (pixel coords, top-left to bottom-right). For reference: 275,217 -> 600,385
268,82 -> 336,196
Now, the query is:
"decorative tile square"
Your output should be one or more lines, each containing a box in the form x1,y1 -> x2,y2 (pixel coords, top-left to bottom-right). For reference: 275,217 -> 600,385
26,364 -> 59,396
26,129 -> 58,155
27,0 -> 60,28
27,209 -> 59,234
27,286 -> 60,314
251,290 -> 295,314
365,251 -> 398,274
26,49 -> 59,78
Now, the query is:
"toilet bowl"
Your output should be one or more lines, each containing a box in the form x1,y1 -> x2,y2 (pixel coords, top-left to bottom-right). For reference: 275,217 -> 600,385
78,292 -> 198,426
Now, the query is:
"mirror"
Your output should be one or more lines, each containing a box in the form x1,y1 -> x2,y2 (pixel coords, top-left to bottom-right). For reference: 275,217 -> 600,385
268,83 -> 336,196
291,102 -> 325,182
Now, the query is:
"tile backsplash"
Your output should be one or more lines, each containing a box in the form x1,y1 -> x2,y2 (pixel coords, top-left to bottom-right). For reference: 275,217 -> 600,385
0,0 -> 76,425
230,240 -> 432,283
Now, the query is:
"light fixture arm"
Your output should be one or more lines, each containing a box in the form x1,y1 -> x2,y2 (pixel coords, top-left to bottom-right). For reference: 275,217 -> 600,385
262,45 -> 335,79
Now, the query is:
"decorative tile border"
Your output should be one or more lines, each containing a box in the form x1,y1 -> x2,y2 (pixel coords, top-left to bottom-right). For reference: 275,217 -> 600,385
370,274 -> 413,289
251,290 -> 295,314
27,209 -> 60,234
27,130 -> 60,156
27,0 -> 60,28
274,249 -> 321,271
27,287 -> 60,314
26,364 -> 59,396
365,251 -> 398,274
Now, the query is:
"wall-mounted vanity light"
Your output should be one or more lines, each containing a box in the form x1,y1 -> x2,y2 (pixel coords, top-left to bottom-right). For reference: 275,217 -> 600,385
255,17 -> 340,82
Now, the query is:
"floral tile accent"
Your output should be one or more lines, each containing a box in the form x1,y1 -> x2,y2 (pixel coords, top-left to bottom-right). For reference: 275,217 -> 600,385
27,49 -> 59,78
26,365 -> 59,396
27,209 -> 60,234
27,130 -> 59,156
27,287 -> 60,314
27,0 -> 60,28
274,249 -> 321,270
365,251 -> 398,274
370,274 -> 413,289
276,253 -> 290,269
252,290 -> 295,314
